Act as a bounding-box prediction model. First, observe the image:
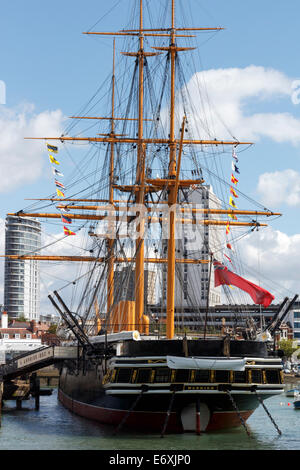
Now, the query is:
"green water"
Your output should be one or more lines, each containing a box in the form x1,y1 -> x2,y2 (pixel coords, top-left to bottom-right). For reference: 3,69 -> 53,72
0,386 -> 299,451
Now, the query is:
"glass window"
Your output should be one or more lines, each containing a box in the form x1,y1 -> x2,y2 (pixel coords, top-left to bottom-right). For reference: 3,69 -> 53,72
117,368 -> 132,383
265,369 -> 280,384
194,370 -> 210,382
154,368 -> 170,383
214,370 -> 230,383
251,369 -> 262,384
175,369 -> 190,382
234,371 -> 247,383
136,368 -> 151,383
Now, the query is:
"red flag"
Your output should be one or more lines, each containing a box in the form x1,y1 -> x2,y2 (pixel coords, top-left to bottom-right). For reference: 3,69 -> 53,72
63,226 -> 76,236
61,215 -> 72,224
230,186 -> 238,198
55,180 -> 65,189
213,261 -> 274,307
231,174 -> 239,185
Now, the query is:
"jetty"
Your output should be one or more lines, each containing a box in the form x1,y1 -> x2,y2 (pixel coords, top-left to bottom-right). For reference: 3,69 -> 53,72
0,345 -> 77,410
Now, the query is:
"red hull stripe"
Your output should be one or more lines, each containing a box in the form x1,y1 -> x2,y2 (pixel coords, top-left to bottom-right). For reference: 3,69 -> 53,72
58,389 -> 183,432
206,409 -> 254,431
58,389 -> 254,433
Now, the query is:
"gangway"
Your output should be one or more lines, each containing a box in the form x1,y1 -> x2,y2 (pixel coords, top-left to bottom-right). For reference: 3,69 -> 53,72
0,345 -> 78,381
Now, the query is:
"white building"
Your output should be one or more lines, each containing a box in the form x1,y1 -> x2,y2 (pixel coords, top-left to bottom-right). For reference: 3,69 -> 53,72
114,267 -> 157,306
290,304 -> 300,346
0,312 -> 42,363
4,216 -> 41,321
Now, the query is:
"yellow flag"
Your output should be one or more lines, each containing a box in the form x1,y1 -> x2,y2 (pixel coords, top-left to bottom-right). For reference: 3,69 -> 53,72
229,196 -> 236,208
56,188 -> 65,198
49,154 -> 60,165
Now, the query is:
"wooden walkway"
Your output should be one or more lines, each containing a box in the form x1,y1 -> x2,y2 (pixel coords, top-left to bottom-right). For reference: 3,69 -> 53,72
0,346 -> 78,381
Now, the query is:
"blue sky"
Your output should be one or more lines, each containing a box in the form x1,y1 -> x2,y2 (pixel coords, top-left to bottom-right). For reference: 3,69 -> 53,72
1,0 -> 300,308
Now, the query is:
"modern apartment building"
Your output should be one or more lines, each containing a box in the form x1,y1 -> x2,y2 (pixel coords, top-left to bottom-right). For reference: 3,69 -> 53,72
114,266 -> 157,306
4,215 -> 41,321
290,302 -> 300,345
161,185 -> 222,309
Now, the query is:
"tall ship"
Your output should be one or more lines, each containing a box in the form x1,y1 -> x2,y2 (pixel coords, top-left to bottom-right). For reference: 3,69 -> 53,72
5,0 -> 297,433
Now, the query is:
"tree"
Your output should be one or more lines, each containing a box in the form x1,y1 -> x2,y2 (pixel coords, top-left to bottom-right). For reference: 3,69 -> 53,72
47,324 -> 58,334
278,339 -> 298,360
17,315 -> 27,322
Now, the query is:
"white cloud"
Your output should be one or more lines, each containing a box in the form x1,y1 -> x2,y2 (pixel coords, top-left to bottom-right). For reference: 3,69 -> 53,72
178,65 -> 300,144
0,103 -> 64,193
238,226 -> 300,298
257,169 -> 300,207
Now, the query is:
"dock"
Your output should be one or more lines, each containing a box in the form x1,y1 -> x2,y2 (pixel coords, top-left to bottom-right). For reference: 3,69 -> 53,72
0,346 -> 77,410
36,365 -> 60,387
0,345 -> 78,381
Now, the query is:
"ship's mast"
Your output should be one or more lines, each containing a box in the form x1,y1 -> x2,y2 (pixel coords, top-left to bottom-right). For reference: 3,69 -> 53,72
10,0 -> 283,339
135,0 -> 146,331
166,0 -> 177,339
107,39 -> 116,316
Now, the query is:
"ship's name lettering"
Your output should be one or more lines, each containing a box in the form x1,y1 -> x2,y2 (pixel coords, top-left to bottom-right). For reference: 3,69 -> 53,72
186,386 -> 216,390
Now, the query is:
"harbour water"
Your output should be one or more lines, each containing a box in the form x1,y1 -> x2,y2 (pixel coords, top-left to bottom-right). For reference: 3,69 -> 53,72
0,383 -> 299,451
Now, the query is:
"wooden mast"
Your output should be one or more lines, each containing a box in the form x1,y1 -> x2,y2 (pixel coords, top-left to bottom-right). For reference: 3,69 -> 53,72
134,0 -> 146,332
166,0 -> 177,340
14,2 -> 282,341
107,39 -> 116,318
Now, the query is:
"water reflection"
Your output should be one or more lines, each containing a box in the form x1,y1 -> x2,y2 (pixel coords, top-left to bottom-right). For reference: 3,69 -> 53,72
0,388 -> 299,450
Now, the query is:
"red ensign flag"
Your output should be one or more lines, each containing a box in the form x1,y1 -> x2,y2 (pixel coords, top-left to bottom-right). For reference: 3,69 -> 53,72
213,261 -> 274,307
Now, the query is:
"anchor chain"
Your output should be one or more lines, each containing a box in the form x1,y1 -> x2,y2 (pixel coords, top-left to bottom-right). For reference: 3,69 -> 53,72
225,389 -> 252,438
113,384 -> 148,435
252,388 -> 282,436
160,390 -> 176,438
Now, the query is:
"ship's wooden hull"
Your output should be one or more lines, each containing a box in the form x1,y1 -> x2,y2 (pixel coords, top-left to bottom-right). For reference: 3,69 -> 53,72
57,339 -> 284,433
58,385 -> 257,432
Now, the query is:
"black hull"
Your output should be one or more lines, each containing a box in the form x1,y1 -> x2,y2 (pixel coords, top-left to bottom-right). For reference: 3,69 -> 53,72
58,385 -> 259,432
122,338 -> 269,358
58,338 -> 284,433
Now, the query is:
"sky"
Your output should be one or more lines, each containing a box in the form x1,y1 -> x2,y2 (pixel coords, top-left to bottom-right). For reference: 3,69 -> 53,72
1,0 -> 300,314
